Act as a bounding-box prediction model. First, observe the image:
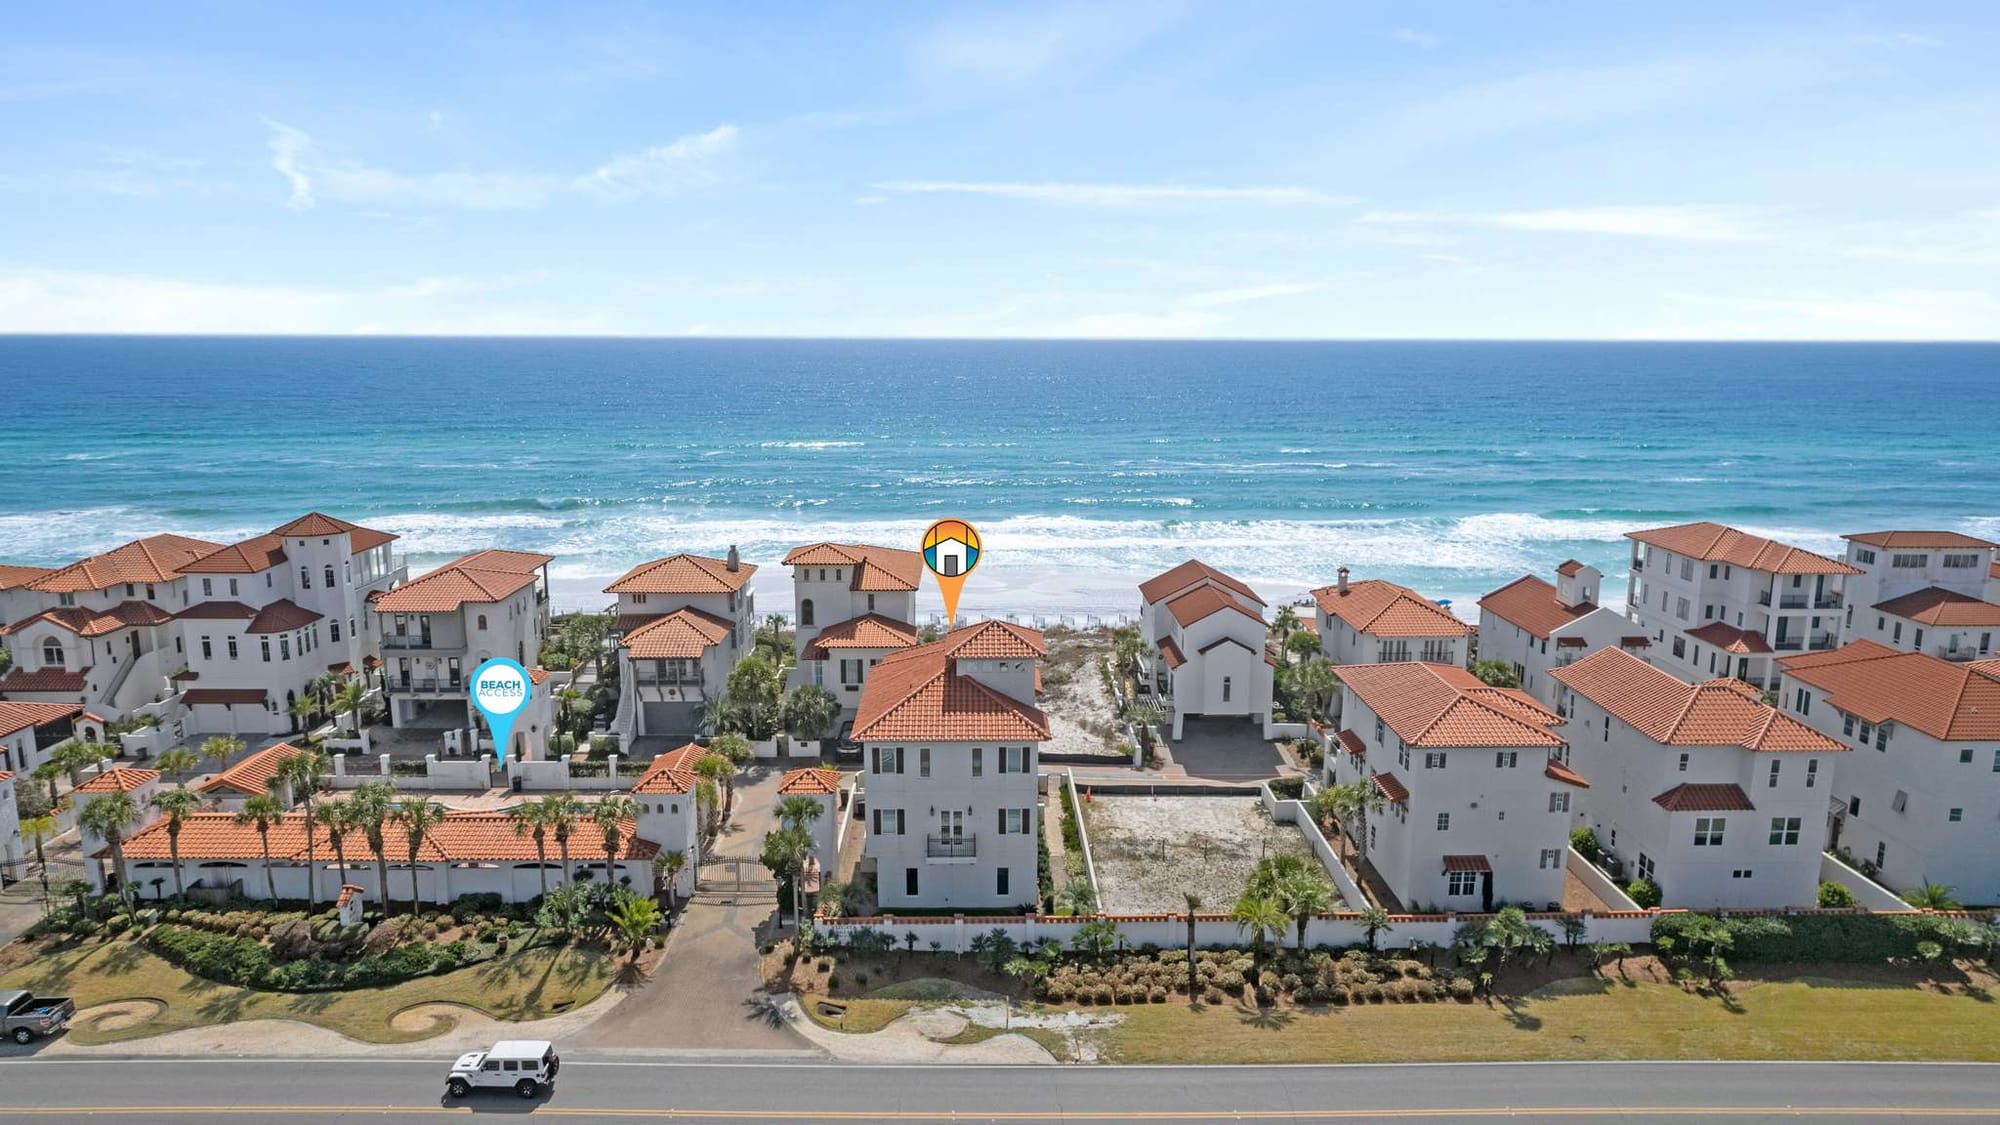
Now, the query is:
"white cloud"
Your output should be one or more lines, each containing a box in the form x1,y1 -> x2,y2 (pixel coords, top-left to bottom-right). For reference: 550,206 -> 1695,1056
1357,204 -> 1772,243
877,180 -> 1349,207
912,2 -> 1185,83
1181,281 -> 1323,307
573,125 -> 739,203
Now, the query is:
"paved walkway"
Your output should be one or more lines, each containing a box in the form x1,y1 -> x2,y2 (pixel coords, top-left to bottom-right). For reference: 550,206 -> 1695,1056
575,765 -> 816,1053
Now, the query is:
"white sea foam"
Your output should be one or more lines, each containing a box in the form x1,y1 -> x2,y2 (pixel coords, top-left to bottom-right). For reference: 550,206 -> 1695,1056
758,440 -> 865,449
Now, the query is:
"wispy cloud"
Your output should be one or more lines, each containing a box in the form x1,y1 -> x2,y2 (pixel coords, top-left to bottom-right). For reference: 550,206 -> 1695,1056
1356,204 -> 1773,243
573,125 -> 739,203
1389,28 -> 1439,49
1181,281 -> 1324,307
877,180 -> 1350,207
912,2 -> 1185,83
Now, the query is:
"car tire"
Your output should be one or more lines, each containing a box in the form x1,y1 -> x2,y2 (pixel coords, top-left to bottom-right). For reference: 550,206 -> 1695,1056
516,1079 -> 539,1099
446,1079 -> 470,1099
10,1028 -> 34,1045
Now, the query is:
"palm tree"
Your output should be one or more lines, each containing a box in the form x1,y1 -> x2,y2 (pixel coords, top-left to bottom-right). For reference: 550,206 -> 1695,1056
694,755 -> 735,824
781,686 -> 841,746
1326,779 -> 1386,863
235,794 -> 287,902
594,795 -> 641,881
606,890 -> 661,963
50,739 -> 101,787
198,734 -> 244,775
393,799 -> 449,913
510,800 -> 557,900
30,760 -> 65,811
78,791 -> 141,918
332,680 -> 367,733
774,794 -> 824,833
288,694 -> 317,734
275,748 -> 328,907
1293,657 -> 1339,718
20,810 -> 58,888
1058,882 -> 1098,916
1272,865 -> 1333,951
658,849 -> 688,912
759,825 -> 812,924
1272,606 -> 1300,655
149,786 -> 204,901
1183,892 -> 1202,1004
542,792 -> 581,885
1229,891 -> 1287,987
1904,880 -> 1962,911
154,747 -> 200,786
707,735 -> 753,806
347,780 -> 396,903
1357,905 -> 1395,952
312,800 -> 353,899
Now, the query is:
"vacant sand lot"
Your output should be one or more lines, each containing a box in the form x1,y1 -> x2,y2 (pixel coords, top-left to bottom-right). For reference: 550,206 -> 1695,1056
1084,795 -> 1332,913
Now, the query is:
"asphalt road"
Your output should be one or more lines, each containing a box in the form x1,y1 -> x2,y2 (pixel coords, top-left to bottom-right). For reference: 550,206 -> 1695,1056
0,1057 -> 1994,1122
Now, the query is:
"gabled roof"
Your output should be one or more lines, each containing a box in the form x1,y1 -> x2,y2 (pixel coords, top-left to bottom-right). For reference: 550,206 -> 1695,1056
1843,530 -> 1997,550
197,740 -> 301,797
1478,574 -> 1596,640
1686,621 -> 1772,655
776,766 -> 842,795
76,767 -> 158,794
1626,522 -> 1860,576
0,702 -> 81,738
620,608 -> 735,659
934,619 -> 1047,660
176,601 -> 259,621
1311,579 -> 1471,638
1652,782 -> 1755,813
1,601 -> 174,638
115,807 -> 654,862
373,551 -> 545,613
0,565 -> 54,591
246,600 -> 322,634
451,549 -> 554,573
1138,559 -> 1265,607
0,668 -> 89,693
630,744 -> 703,795
1780,640 -> 2000,742
1873,587 -> 2000,627
782,543 -> 923,592
181,534 -> 287,575
1337,662 -> 1564,748
29,534 -> 224,593
605,552 -> 755,595
802,613 -> 918,659
1165,584 -> 1265,629
270,512 -> 397,553
852,632 -> 1050,743
1553,648 -> 1843,752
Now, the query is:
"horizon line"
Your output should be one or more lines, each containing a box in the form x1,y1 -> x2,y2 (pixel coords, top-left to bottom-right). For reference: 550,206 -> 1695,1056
2,333 -> 1997,345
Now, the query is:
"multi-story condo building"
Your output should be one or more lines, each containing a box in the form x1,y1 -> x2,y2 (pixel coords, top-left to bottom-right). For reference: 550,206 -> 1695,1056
1477,561 -> 1652,705
1135,560 -> 1274,738
1838,531 -> 2000,662
855,621 -> 1049,910
1324,662 -> 1580,913
1552,648 -> 1845,909
372,549 -> 552,734
1777,640 -> 2000,904
1625,522 -> 1860,691
604,549 -> 757,741
1989,560 -> 2000,605
781,542 -> 922,709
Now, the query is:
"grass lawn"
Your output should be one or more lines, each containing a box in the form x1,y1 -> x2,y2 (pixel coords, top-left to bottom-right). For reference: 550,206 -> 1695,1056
0,938 -> 616,1045
1105,970 -> 2000,1064
800,993 -> 913,1033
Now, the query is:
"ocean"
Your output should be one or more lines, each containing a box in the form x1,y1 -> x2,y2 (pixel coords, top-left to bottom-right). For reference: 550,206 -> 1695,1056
2,337 -> 1996,621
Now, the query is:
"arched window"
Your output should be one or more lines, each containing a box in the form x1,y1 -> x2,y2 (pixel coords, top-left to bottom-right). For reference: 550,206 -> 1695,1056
324,565 -> 335,588
299,565 -> 312,589
477,614 -> 488,630
41,638 -> 64,667
799,599 -> 815,626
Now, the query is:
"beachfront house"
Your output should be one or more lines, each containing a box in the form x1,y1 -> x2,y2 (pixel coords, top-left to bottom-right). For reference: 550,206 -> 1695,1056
1323,662 -> 1580,912
604,549 -> 757,742
1837,532 -> 2000,662
782,542 -> 922,712
0,701 -> 82,777
1552,648 -> 1844,909
855,621 -> 1050,910
371,549 -> 553,745
1624,522 -> 1860,692
1477,562 -> 1652,706
1777,641 -> 2000,905
1135,560 -> 1274,739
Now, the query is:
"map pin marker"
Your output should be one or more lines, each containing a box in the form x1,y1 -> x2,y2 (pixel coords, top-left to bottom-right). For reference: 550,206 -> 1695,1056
469,657 -> 534,757
921,518 -> 982,628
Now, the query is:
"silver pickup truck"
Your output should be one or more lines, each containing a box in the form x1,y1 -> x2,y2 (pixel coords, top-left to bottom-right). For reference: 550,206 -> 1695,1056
1,988 -> 75,1044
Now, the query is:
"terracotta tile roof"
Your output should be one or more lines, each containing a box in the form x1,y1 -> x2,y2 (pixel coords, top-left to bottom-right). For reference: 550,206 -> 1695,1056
1312,578 -> 1471,638
776,766 -> 842,795
934,620 -> 1047,661
452,549 -> 554,573
116,807 -> 655,863
1992,561 -> 2000,581
176,600 -> 259,621
29,534 -> 224,593
372,555 -> 541,613
1165,584 -> 1265,628
1873,587 -> 2000,627
630,744 -> 703,795
1371,771 -> 1409,804
1139,559 -> 1265,607
197,741 -> 300,797
1555,559 -> 1586,577
76,767 -> 158,794
244,599 -> 321,634
1334,728 -> 1366,759
1156,637 -> 1186,670
1686,621 -> 1773,655
782,543 -> 923,592
1465,686 -> 1564,727
1545,759 -> 1591,788
271,512 -> 398,553
1843,530 -> 1998,549
1627,522 -> 1860,576
802,614 -> 919,660
1337,662 -> 1564,749
1478,575 -> 1595,639
1780,640 -> 2000,741
852,637 -> 1050,743
181,688 -> 268,706
1621,636 -> 1652,648
620,607 -> 735,659
181,534 -> 287,575
1553,648 -> 1844,752
0,702 -> 81,738
335,884 -> 364,908
0,771 -> 11,783
1441,854 -> 1491,873
605,552 -> 755,595
0,565 -> 53,591
0,668 -> 89,693
1,601 -> 174,638
1652,782 -> 1755,813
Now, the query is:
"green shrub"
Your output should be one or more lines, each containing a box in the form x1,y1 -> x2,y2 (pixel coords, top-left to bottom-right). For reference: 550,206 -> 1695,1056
1626,878 -> 1662,908
1569,827 -> 1600,862
1817,882 -> 1856,908
147,925 -> 273,986
1649,911 -> 1969,964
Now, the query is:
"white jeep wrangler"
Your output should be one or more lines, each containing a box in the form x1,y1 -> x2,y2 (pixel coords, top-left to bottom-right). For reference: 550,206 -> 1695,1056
445,1039 -> 560,1099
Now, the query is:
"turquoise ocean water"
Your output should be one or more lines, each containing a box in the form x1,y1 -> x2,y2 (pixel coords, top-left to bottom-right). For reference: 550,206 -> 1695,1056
1,337 -> 1995,617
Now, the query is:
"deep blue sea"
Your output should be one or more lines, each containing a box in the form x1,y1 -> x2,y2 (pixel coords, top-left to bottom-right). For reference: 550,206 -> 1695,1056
2,337 -> 1995,619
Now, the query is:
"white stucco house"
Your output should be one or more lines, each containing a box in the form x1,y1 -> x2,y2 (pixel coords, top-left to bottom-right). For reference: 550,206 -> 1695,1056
603,549 -> 757,741
1135,560 -> 1274,739
1552,648 -> 1846,909
1837,531 -> 2000,662
855,620 -> 1049,911
782,542 -> 922,708
1324,662 -> 1580,912
1477,561 -> 1653,706
0,769 -> 21,884
1312,570 -> 1471,669
371,549 -> 553,745
1778,640 -> 2000,904
0,700 -> 83,778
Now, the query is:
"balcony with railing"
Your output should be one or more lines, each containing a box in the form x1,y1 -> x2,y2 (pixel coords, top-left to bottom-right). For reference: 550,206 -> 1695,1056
925,833 -> 978,861
381,635 -> 439,651
385,677 -> 459,696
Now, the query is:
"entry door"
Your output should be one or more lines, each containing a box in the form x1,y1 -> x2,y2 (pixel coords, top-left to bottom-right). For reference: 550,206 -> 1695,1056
938,810 -> 964,842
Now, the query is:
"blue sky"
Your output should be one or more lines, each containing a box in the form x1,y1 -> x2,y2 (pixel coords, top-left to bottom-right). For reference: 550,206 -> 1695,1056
3,1 -> 1997,338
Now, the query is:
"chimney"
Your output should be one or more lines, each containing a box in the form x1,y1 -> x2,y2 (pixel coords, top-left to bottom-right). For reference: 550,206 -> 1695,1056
1336,567 -> 1349,596
725,545 -> 740,573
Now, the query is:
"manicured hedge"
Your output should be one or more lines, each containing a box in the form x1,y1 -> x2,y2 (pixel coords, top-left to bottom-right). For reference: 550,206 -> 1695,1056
1650,911 -> 1980,964
145,924 -> 488,992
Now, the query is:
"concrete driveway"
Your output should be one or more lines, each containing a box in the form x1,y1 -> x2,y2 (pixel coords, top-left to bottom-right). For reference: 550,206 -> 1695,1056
1168,717 -> 1284,782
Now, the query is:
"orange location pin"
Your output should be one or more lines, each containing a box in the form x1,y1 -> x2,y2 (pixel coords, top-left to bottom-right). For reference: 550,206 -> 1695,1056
921,518 -> 981,626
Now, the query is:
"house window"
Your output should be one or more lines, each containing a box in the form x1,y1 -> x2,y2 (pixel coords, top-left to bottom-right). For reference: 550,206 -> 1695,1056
1435,812 -> 1450,831
1843,715 -> 1855,736
1858,721 -> 1873,745
919,747 -> 931,778
1855,548 -> 1876,564
1446,871 -> 1478,896
1221,676 -> 1232,702
1693,817 -> 1725,846
1875,842 -> 1886,868
1792,688 -> 1811,715
299,566 -> 311,589
1891,553 -> 1927,568
201,578 -> 213,596
261,639 -> 272,662
867,594 -> 876,612
1875,727 -> 1888,751
1732,869 -> 1754,879
1548,792 -> 1569,813
1768,760 -> 1781,788
872,747 -> 904,775
1495,751 -> 1517,768
972,747 -> 983,777
324,565 -> 335,588
1948,808 -> 1963,823
1768,817 -> 1801,845
280,637 -> 291,660
200,636 -> 212,660
1805,759 -> 1817,788
41,639 -> 64,667
870,808 -> 906,835
229,578 -> 239,596
1960,747 -> 1973,764
227,637 -> 238,660
997,868 -> 1009,897
1398,744 -> 1411,770
1675,597 -> 1690,621
330,621 -> 340,643
1992,748 -> 2000,773
1538,848 -> 1561,869
1374,718 -> 1384,744
906,868 -> 919,897
1636,854 -> 1654,881
799,599 -> 814,626
1424,751 -> 1447,769
1677,752 -> 1689,773
1943,553 -> 1979,568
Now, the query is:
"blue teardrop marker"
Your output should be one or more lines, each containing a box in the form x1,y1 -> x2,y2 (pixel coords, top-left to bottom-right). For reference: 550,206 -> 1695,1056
470,658 -> 533,756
